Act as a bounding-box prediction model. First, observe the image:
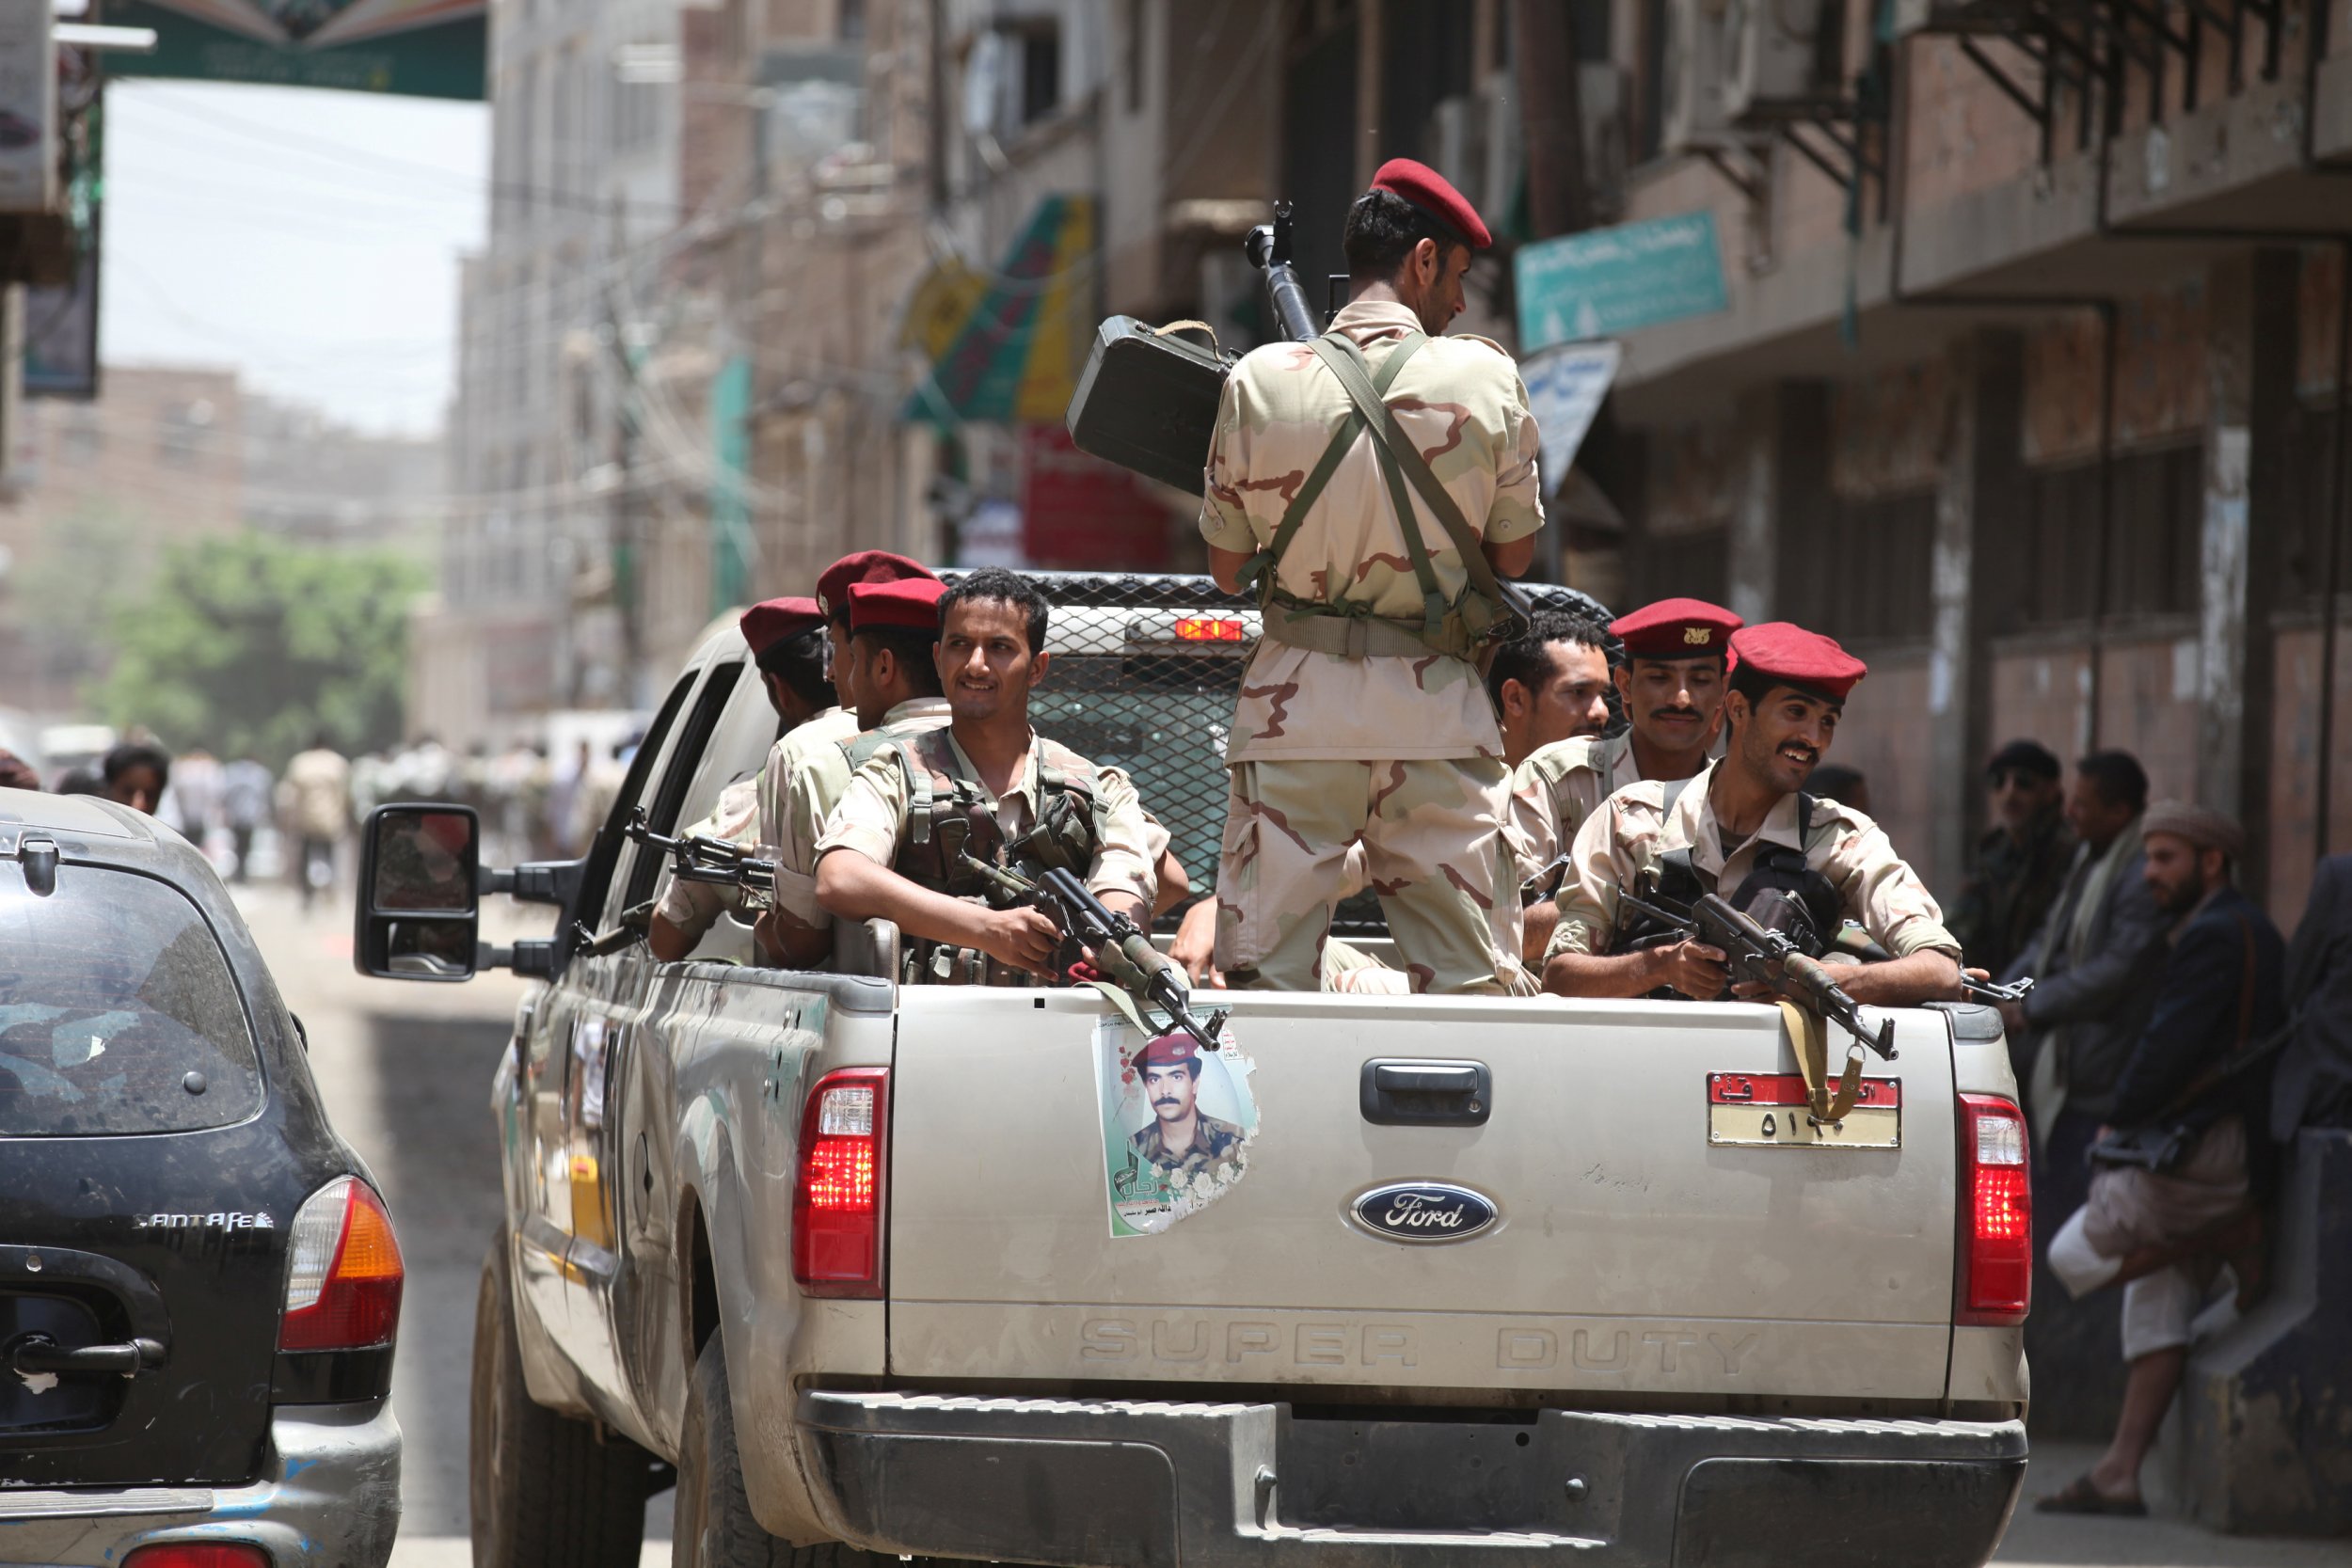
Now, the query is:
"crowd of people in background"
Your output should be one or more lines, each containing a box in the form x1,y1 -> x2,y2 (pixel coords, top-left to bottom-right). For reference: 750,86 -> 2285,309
0,728 -> 639,902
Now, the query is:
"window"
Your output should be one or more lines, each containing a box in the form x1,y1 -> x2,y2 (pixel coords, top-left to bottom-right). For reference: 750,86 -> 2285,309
2013,442 -> 2202,630
2284,402 -> 2346,605
618,662 -> 750,915
0,862 -> 262,1136
157,399 -> 215,469
1019,24 -> 1061,126
1788,488 -> 1936,648
839,0 -> 865,40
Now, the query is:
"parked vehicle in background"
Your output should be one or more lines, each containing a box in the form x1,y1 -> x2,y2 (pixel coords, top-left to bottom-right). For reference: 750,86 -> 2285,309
0,789 -> 405,1568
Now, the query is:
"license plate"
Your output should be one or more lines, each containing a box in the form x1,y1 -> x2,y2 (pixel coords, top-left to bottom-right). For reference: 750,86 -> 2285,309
1707,1072 -> 1901,1149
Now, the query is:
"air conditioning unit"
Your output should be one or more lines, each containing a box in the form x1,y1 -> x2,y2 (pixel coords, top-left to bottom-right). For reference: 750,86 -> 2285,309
1721,0 -> 1836,126
1661,0 -> 1735,155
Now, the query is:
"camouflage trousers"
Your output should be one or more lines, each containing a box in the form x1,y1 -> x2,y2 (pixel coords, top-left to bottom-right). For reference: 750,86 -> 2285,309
1214,758 -> 1528,994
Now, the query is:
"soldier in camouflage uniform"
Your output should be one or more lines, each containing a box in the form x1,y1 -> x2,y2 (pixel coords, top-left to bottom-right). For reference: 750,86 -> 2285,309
1508,597 -> 1740,883
1125,1034 -> 1245,1177
815,568 -> 1158,983
1544,624 -> 1964,1007
1200,160 -> 1543,995
647,596 -> 838,960
755,578 -> 955,967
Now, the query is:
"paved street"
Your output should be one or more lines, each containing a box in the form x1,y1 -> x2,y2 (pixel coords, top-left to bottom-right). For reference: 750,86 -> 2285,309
238,879 -> 2338,1568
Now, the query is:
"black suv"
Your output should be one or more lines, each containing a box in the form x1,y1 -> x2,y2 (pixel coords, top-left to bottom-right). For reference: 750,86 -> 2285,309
0,790 -> 404,1568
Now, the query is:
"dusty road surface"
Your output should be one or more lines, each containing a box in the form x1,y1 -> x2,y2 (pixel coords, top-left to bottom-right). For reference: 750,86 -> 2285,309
240,879 -> 2336,1568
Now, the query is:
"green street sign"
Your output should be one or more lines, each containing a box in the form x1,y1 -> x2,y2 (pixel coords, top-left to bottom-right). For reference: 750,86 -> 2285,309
102,2 -> 485,101
1515,212 -> 1728,352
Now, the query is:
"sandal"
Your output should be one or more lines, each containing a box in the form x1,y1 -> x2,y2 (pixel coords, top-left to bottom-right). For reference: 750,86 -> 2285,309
2035,1474 -> 2148,1516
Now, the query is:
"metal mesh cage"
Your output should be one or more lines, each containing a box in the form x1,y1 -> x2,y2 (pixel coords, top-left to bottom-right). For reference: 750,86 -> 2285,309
946,571 -> 1615,933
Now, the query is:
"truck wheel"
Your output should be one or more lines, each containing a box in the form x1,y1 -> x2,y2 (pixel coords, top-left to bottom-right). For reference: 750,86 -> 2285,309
471,1232 -> 659,1568
674,1333 -> 787,1568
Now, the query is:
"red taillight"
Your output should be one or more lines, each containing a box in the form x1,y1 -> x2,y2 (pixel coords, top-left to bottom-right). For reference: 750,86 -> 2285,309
279,1176 -> 405,1351
124,1545 -> 271,1568
1173,616 -> 1246,641
1957,1095 -> 2031,1325
793,1068 -> 887,1298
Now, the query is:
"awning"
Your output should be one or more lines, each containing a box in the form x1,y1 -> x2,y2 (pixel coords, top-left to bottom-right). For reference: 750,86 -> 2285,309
905,195 -> 1095,426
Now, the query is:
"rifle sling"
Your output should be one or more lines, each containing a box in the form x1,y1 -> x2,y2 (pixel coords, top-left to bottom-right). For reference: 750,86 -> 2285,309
1779,999 -> 1864,1123
1312,333 -> 1518,619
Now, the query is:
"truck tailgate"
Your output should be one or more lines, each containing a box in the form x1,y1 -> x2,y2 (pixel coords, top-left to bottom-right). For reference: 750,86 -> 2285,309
887,990 -> 1958,1401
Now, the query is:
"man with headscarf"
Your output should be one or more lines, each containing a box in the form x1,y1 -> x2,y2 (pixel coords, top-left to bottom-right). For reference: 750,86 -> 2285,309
2039,803 -> 2284,1518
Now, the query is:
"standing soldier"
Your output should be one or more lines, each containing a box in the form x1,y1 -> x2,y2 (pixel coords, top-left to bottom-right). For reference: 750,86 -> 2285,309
1200,159 -> 1543,994
646,595 -> 839,959
1511,597 -> 1741,876
1542,624 -> 1963,1006
814,567 -> 1159,983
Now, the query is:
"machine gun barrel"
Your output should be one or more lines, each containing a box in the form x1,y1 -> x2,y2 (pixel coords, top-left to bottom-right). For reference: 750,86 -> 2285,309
1243,201 -> 1323,342
1611,889 -> 1898,1062
958,840 -> 1228,1052
624,808 -> 776,893
1962,974 -> 2036,1006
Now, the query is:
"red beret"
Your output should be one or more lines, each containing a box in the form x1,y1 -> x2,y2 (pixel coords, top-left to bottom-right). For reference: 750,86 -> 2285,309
1371,158 -> 1491,250
849,578 -> 946,635
817,550 -> 934,618
1129,1033 -> 1200,1071
1609,597 -> 1742,659
739,596 -> 823,656
1726,623 -> 1868,704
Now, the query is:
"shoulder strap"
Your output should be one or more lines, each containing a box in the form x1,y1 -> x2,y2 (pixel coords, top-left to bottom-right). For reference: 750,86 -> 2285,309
1246,332 -> 1429,608
1311,331 -> 1517,620
895,741 -> 936,847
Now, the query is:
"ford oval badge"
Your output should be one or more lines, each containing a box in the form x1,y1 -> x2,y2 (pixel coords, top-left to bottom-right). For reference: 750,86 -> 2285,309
1351,1181 -> 1499,1244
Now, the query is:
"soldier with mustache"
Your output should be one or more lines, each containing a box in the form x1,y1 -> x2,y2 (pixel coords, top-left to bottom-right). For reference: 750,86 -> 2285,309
1509,597 -> 1740,877
1540,624 -> 1963,1007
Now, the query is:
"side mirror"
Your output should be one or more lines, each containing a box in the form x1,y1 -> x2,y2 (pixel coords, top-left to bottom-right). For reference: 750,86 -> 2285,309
356,804 -> 482,982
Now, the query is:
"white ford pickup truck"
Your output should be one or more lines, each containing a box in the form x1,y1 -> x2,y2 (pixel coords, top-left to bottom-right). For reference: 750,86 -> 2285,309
355,573 -> 2030,1568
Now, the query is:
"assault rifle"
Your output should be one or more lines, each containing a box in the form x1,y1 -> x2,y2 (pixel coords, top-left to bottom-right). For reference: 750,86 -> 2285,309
1833,927 -> 2037,1006
1616,888 -> 1899,1062
940,818 -> 1229,1053
624,807 -> 776,902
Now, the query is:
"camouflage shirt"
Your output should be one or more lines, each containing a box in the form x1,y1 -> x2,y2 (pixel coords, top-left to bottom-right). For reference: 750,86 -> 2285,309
763,697 -> 952,926
1508,730 -> 1642,879
1548,760 -> 1962,961
814,725 -> 1157,908
1199,298 -> 1546,763
1130,1112 -> 1245,1177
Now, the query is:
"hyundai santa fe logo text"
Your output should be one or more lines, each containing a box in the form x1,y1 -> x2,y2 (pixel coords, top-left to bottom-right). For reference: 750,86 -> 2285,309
1350,1182 -> 1498,1243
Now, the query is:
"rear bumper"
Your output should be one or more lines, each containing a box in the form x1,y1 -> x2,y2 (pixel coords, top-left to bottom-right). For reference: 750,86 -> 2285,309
0,1401 -> 400,1568
802,1391 -> 2026,1568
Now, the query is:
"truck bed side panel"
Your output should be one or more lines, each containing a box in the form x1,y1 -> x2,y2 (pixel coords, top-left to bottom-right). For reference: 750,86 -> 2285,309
889,990 -> 1962,1402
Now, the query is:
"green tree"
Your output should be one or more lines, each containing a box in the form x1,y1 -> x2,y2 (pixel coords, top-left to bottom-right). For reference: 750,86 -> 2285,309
93,532 -> 426,769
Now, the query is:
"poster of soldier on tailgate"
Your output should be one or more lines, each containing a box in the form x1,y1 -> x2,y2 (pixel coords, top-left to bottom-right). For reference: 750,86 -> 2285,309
1093,1019 -> 1259,1239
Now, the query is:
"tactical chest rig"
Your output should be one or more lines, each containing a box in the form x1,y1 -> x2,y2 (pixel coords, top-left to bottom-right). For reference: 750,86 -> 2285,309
1614,784 -> 1844,969
1236,331 -> 1523,661
882,728 -> 1107,986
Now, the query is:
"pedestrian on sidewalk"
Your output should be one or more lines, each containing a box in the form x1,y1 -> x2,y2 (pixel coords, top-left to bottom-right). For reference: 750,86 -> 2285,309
1950,738 -> 2074,980
2039,802 -> 2284,1518
1998,751 -> 2170,1219
282,734 -> 353,911
221,753 -> 274,884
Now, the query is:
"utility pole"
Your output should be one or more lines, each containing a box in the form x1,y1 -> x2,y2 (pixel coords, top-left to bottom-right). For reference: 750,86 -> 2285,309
1513,0 -> 1591,586
1513,0 -> 1591,240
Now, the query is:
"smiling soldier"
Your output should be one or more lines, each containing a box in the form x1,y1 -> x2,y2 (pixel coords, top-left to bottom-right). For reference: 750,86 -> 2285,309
812,567 -> 1158,985
1127,1034 -> 1243,1177
1541,623 -> 1963,1007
